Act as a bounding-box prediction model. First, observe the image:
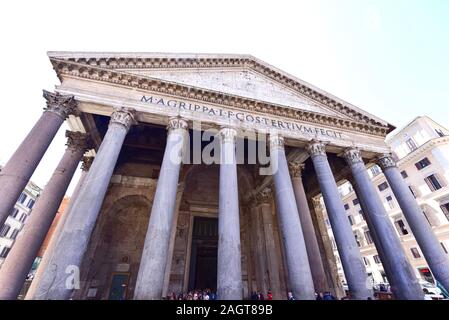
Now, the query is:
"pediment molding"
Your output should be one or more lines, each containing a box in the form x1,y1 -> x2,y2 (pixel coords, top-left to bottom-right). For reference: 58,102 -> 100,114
49,54 -> 391,137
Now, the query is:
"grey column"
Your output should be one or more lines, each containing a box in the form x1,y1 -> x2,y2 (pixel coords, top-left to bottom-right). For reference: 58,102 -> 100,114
257,188 -> 282,299
134,117 -> 189,300
0,91 -> 77,227
349,179 -> 395,290
217,127 -> 243,300
0,131 -> 91,300
28,108 -> 135,300
306,141 -> 372,300
270,135 -> 315,300
25,157 -> 93,300
289,161 -> 327,293
378,154 -> 449,292
344,148 -> 424,300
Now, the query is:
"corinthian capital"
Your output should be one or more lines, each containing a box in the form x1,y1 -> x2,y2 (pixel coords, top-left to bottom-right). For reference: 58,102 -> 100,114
306,140 -> 327,156
288,161 -> 305,178
167,117 -> 189,133
81,156 -> 94,171
377,154 -> 397,170
255,187 -> 272,204
43,90 -> 78,119
343,148 -> 363,166
269,134 -> 284,150
65,131 -> 92,152
219,127 -> 238,144
110,107 -> 136,131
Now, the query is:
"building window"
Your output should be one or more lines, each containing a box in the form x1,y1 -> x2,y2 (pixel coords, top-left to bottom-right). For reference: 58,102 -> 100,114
26,199 -> 35,209
373,255 -> 381,264
364,230 -> 373,245
440,203 -> 449,221
18,213 -> 27,223
441,242 -> 448,254
378,182 -> 389,192
10,229 -> 19,240
411,248 -> 421,259
435,129 -> 445,137
406,138 -> 418,152
371,165 -> 381,177
415,158 -> 431,170
352,198 -> 359,206
348,215 -> 354,226
0,225 -> 11,237
386,195 -> 395,209
363,257 -> 370,266
0,247 -> 11,258
401,170 -> 408,179
354,234 -> 361,247
394,219 -> 409,235
344,203 -> 350,210
9,208 -> 19,218
408,186 -> 417,198
425,174 -> 443,192
17,193 -> 27,204
359,210 -> 365,220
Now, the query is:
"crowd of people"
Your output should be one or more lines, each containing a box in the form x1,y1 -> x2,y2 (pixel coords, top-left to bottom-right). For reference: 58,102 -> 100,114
165,289 -> 217,300
250,290 -> 273,300
163,288 -> 370,300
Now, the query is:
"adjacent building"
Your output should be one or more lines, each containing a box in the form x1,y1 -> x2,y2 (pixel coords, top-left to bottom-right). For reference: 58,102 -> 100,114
17,196 -> 70,299
323,116 -> 449,286
0,170 -> 41,265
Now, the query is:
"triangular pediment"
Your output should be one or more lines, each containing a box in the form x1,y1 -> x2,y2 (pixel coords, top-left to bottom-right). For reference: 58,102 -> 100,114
125,68 -> 348,118
48,52 -> 394,132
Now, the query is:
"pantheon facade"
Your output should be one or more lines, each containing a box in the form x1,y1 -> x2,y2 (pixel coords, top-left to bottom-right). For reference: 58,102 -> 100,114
0,53 -> 448,300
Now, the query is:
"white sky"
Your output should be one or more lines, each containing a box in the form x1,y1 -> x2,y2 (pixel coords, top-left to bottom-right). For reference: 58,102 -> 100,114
1,0 -> 448,195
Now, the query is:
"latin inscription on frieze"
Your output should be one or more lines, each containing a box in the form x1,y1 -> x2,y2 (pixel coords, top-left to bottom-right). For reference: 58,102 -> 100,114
141,95 -> 344,140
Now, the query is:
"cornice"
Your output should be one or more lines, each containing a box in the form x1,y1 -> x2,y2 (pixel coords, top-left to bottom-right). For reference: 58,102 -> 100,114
397,136 -> 449,167
51,55 -> 389,128
50,57 -> 390,137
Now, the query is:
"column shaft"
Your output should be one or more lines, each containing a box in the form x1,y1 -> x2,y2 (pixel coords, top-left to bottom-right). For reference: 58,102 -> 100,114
351,183 -> 394,287
289,162 -> 327,292
0,131 -> 90,299
28,108 -> 135,300
307,141 -> 372,300
25,158 -> 92,300
217,128 -> 243,300
0,91 -> 76,227
271,136 -> 315,300
258,197 -> 282,299
379,155 -> 449,292
134,118 -> 188,300
162,183 -> 185,297
344,149 -> 423,299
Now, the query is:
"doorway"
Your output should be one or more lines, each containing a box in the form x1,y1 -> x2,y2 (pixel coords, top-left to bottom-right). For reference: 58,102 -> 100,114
108,273 -> 130,300
188,217 -> 218,291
